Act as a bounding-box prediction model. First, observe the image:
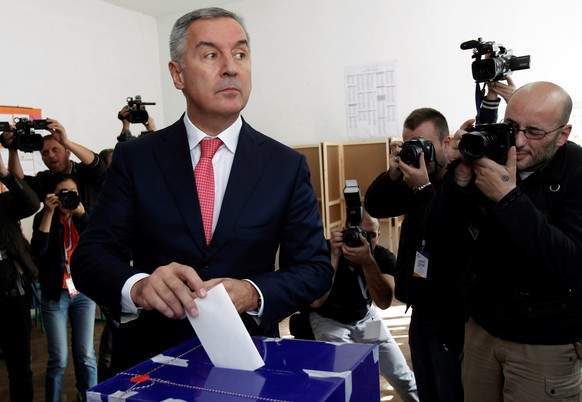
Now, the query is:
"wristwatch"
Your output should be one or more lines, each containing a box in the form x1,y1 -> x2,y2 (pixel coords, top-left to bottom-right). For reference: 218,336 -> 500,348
412,181 -> 432,194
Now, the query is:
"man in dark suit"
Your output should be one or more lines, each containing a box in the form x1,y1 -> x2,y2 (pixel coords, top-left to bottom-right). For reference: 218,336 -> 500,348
71,7 -> 333,371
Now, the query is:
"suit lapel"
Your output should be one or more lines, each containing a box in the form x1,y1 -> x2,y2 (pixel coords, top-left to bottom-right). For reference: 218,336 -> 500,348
209,122 -> 268,253
153,119 -> 207,251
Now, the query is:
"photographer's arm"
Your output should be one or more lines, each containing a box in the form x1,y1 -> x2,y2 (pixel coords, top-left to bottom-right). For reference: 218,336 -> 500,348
7,147 -> 24,179
144,114 -> 157,132
38,194 -> 57,234
117,105 -> 133,139
310,230 -> 342,308
344,238 -> 394,309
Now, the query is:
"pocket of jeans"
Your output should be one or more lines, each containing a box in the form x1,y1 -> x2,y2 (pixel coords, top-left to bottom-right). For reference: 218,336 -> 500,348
545,372 -> 580,400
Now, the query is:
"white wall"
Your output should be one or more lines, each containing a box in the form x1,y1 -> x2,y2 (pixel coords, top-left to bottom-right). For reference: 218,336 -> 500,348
1,0 -> 163,155
158,0 -> 582,145
4,0 -> 582,152
3,0 -> 582,238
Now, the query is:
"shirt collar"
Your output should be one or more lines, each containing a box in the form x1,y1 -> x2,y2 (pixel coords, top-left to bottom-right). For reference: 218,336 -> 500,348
184,114 -> 241,154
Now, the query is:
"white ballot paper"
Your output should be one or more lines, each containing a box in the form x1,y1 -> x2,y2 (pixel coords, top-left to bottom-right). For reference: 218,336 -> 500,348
186,283 -> 265,371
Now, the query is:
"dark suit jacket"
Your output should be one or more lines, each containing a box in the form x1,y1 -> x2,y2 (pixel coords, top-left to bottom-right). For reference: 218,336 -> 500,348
71,116 -> 333,369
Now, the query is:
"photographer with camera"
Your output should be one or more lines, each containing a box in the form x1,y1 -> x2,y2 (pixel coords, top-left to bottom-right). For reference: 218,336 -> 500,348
310,206 -> 418,402
31,173 -> 96,402
365,107 -> 465,402
3,118 -> 107,208
427,81 -> 582,401
117,102 -> 157,142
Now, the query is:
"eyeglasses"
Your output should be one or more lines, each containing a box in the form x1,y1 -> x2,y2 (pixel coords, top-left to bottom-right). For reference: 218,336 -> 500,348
503,120 -> 566,140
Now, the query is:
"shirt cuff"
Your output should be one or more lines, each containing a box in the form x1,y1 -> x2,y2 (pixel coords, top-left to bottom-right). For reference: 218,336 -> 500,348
121,273 -> 150,314
243,279 -> 264,317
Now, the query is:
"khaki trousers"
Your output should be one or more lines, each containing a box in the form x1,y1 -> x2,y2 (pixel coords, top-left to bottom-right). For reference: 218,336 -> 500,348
462,318 -> 581,402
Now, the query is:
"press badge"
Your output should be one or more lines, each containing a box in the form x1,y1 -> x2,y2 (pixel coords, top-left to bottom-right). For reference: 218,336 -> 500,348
413,252 -> 429,278
413,240 -> 429,278
65,277 -> 79,297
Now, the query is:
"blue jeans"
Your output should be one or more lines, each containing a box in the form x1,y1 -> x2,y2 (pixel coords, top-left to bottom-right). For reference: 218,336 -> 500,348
42,290 -> 97,402
310,306 -> 419,402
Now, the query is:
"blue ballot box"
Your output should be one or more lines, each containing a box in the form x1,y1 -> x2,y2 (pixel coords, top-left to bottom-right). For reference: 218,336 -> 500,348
86,336 -> 380,402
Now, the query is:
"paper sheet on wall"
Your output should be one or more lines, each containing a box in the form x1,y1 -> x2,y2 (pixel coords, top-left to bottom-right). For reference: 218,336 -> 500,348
345,61 -> 400,140
186,283 -> 265,371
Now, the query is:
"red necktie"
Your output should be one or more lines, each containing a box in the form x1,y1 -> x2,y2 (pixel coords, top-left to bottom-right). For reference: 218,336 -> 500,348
194,138 -> 223,245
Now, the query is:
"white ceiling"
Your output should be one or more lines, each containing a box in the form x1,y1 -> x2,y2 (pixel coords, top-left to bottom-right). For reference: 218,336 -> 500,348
101,0 -> 241,18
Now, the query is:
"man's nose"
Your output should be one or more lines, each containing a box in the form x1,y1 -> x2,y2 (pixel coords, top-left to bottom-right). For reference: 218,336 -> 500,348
514,130 -> 528,148
221,55 -> 238,76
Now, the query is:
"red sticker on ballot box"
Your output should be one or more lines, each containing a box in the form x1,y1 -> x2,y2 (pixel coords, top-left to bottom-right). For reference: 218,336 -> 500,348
130,374 -> 150,383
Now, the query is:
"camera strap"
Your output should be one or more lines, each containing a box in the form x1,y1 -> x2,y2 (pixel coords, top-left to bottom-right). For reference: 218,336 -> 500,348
474,82 -> 485,124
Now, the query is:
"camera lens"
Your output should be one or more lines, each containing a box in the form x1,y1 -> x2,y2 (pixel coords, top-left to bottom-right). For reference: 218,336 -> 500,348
459,132 -> 489,162
400,144 -> 421,165
57,190 -> 80,210
342,228 -> 363,247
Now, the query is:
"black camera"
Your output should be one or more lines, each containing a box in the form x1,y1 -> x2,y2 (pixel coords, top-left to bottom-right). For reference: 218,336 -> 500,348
400,136 -> 435,167
120,95 -> 156,124
0,117 -> 46,152
461,38 -> 530,82
458,123 -> 515,165
342,180 -> 370,247
57,189 -> 80,210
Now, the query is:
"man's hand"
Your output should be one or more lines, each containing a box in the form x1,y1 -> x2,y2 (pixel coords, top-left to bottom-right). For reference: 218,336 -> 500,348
399,150 -> 430,189
118,105 -> 131,131
130,263 -> 207,319
45,118 -> 70,148
204,278 -> 260,314
388,140 -> 404,180
485,75 -> 516,103
473,146 -> 517,202
341,234 -> 374,266
144,115 -> 157,132
329,228 -> 344,257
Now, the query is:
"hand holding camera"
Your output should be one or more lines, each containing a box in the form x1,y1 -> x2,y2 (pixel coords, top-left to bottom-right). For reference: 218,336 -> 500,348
485,75 -> 516,103
57,189 -> 81,211
450,119 -> 517,200
0,117 -> 48,152
117,97 -> 157,142
118,95 -> 156,124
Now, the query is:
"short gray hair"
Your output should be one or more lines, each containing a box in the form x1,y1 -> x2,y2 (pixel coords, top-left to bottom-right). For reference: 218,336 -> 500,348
169,7 -> 250,67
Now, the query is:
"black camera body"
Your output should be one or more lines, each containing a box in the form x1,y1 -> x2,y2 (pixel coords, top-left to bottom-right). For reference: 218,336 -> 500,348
460,38 -> 530,82
458,123 -> 515,165
400,136 -> 435,167
0,117 -> 46,152
342,180 -> 370,247
343,226 -> 371,248
57,189 -> 80,210
124,95 -> 156,124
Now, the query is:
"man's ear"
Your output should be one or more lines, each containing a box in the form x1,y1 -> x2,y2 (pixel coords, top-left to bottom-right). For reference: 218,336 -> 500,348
168,61 -> 185,90
556,124 -> 572,147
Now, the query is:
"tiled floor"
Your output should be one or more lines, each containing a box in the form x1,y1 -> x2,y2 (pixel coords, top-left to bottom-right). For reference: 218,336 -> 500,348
0,302 -> 412,402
